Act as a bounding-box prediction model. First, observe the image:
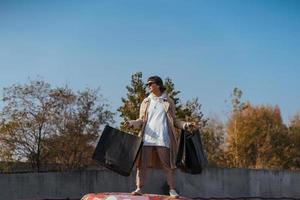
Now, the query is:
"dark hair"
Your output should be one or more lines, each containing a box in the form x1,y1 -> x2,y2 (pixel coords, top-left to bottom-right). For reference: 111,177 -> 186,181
147,76 -> 166,93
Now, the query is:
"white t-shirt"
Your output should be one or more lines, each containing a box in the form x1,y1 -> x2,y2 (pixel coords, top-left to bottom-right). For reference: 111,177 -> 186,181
143,92 -> 170,148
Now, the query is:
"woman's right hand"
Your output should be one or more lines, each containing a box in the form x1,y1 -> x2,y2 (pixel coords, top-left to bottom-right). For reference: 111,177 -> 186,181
124,121 -> 133,128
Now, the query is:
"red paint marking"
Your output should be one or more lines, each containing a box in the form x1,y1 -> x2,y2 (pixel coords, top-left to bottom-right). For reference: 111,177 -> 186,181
81,193 -> 189,200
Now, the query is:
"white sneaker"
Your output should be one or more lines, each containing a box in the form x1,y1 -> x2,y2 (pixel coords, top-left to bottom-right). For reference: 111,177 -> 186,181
169,189 -> 179,198
131,188 -> 143,195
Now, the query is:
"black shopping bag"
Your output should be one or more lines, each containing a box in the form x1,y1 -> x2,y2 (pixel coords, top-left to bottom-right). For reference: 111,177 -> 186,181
92,125 -> 143,176
176,129 -> 208,174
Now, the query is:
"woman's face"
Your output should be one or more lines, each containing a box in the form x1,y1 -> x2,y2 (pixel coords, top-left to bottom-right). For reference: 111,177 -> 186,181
147,81 -> 160,94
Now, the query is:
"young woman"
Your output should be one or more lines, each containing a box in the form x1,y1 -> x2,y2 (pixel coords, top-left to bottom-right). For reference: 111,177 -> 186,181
125,76 -> 195,197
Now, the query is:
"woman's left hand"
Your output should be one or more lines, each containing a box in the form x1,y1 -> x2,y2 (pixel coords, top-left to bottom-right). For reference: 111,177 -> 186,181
185,122 -> 199,132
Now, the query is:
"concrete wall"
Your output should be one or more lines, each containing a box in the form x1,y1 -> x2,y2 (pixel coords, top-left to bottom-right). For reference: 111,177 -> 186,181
1,168 -> 300,200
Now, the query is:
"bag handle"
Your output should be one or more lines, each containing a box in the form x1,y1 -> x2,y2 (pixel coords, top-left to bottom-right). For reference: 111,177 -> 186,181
185,129 -> 199,139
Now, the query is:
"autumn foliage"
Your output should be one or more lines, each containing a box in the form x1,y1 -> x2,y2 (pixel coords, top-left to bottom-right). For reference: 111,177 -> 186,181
1,75 -> 299,172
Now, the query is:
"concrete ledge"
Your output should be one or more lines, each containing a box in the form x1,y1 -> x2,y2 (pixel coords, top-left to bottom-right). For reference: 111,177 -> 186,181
1,168 -> 300,200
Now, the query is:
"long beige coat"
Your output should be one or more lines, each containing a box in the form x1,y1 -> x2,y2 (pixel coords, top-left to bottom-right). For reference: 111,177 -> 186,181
129,95 -> 187,169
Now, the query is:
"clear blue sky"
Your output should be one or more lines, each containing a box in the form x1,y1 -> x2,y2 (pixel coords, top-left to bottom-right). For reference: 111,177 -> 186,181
0,0 -> 299,124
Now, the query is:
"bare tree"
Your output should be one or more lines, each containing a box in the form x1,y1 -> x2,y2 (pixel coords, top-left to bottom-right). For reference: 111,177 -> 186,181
0,80 -> 114,172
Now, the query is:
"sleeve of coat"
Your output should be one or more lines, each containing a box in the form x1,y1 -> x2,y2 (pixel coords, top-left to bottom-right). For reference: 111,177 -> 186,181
170,98 -> 188,130
128,99 -> 146,129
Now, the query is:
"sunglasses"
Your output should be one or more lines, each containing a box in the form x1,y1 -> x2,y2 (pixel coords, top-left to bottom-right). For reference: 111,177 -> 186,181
146,81 -> 156,87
